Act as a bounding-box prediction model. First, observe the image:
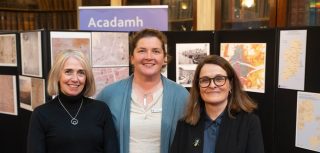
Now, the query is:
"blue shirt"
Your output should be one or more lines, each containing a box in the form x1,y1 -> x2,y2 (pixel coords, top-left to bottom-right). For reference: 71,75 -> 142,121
203,112 -> 223,153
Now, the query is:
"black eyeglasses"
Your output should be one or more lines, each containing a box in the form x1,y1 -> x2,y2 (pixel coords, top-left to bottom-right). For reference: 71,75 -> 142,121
199,76 -> 228,88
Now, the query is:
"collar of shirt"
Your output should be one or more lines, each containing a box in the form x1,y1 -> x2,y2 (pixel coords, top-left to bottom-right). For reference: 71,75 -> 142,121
204,111 -> 224,129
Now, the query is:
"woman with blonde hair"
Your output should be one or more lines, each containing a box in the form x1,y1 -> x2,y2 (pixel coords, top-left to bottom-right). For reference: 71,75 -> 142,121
27,50 -> 119,153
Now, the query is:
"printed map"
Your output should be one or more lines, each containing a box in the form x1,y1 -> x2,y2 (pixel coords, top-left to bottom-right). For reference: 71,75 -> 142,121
296,91 -> 320,152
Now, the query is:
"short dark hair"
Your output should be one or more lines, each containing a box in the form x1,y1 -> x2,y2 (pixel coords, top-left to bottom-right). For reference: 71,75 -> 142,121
129,28 -> 171,71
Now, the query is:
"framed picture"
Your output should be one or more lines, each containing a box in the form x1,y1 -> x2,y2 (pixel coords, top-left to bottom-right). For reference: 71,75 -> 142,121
0,34 -> 17,66
220,43 -> 266,93
0,75 -> 17,116
19,76 -> 46,111
31,77 -> 45,110
21,31 -> 42,77
295,91 -> 320,152
278,30 -> 307,90
92,67 -> 129,97
50,31 -> 91,66
91,32 -> 129,67
19,76 -> 32,111
175,43 -> 209,87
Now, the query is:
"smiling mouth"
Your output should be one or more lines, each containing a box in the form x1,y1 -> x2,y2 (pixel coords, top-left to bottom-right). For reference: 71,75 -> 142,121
143,63 -> 155,67
205,91 -> 220,94
68,84 -> 80,88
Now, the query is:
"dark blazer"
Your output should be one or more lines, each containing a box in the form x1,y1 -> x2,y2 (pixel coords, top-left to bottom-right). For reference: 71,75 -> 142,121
170,111 -> 264,153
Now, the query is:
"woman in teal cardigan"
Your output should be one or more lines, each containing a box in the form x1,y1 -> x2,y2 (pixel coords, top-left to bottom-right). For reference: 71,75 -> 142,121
96,28 -> 189,153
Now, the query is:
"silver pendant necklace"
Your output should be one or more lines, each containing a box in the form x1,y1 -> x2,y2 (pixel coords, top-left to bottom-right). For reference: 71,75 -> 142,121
58,97 -> 83,125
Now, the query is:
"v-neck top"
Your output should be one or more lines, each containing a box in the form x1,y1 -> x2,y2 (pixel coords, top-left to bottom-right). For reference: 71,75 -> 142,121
129,87 -> 163,153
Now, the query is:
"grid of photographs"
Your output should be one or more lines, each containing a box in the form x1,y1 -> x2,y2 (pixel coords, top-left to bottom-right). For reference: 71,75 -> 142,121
91,32 -> 130,97
18,31 -> 46,112
49,31 -> 130,98
0,33 -> 18,116
175,43 -> 210,87
2,30 -> 216,114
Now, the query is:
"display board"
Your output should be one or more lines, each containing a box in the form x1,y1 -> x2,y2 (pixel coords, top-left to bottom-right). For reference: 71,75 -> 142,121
0,30 -> 215,153
0,30 -> 50,153
214,29 -> 278,153
1,28 -> 319,153
275,27 -> 320,153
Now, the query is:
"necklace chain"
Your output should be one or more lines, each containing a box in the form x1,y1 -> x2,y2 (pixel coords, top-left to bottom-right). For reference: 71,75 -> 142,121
133,79 -> 162,108
58,97 -> 83,125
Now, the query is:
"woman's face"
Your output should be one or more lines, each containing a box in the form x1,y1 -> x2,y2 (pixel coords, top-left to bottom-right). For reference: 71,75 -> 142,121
199,64 -> 231,107
130,36 -> 165,78
59,57 -> 86,96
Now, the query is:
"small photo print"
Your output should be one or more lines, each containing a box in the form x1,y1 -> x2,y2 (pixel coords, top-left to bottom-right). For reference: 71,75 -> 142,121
21,32 -> 42,77
0,75 -> 17,115
0,34 -> 17,66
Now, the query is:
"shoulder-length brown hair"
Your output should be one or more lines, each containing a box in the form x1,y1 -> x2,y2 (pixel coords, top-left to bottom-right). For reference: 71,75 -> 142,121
47,50 -> 96,97
184,55 -> 257,125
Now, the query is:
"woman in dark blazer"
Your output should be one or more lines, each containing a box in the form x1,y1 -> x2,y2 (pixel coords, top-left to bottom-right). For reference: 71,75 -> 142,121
170,55 -> 264,153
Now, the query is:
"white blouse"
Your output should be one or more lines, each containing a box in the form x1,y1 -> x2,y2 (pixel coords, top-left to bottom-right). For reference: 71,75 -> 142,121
129,87 -> 163,153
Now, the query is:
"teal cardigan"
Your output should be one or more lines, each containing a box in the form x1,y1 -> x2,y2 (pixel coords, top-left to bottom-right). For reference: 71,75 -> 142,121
96,75 -> 189,153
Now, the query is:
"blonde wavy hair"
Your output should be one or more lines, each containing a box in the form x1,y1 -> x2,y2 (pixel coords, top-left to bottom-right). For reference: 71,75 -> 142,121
47,50 -> 96,97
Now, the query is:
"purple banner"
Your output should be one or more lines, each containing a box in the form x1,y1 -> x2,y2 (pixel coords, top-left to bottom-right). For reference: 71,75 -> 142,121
79,6 -> 168,31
